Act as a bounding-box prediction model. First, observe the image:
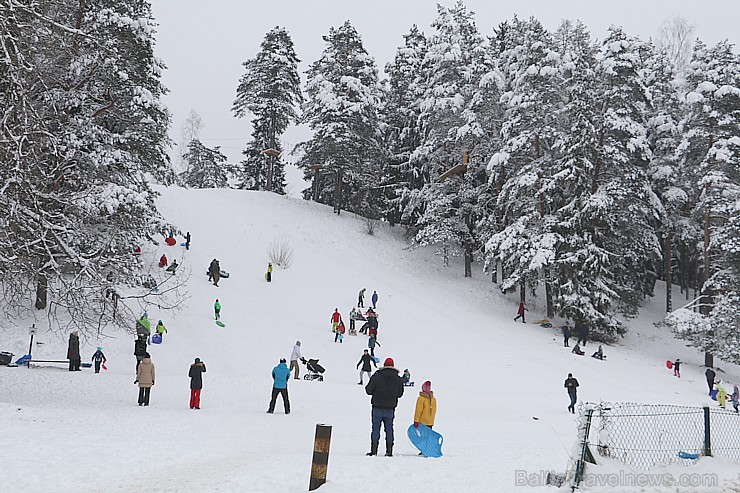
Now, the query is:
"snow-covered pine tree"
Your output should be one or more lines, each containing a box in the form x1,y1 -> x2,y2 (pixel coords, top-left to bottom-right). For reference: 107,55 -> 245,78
382,25 -> 428,226
297,21 -> 383,215
0,0 -> 173,333
411,1 -> 488,277
180,140 -> 230,188
666,40 -> 740,361
482,16 -> 563,313
550,26 -> 661,338
642,44 -> 699,311
232,26 -> 302,194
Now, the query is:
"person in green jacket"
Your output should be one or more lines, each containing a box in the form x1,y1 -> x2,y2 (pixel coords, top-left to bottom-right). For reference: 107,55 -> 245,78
155,320 -> 167,336
717,382 -> 728,410
266,262 -> 273,282
214,299 -> 221,320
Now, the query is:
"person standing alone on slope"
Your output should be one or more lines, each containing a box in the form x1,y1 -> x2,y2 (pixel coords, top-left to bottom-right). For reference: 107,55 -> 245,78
365,357 -> 404,457
136,353 -> 155,406
267,358 -> 291,414
67,331 -> 81,371
214,299 -> 221,321
371,290 -> 378,309
189,358 -> 206,409
514,301 -> 527,323
565,373 -> 579,414
562,323 -> 571,347
330,308 -> 341,333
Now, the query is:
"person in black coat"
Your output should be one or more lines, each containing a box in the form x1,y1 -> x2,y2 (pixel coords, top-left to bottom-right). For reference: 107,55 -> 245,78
357,349 -> 377,385
576,321 -> 588,346
562,323 -> 571,347
565,373 -> 579,414
185,231 -> 191,250
365,357 -> 404,457
705,368 -> 716,395
67,331 -> 81,371
189,358 -> 207,409
134,334 -> 148,378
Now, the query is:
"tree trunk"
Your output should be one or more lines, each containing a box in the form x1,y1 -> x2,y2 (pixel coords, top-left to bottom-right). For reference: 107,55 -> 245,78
35,272 -> 48,310
665,233 -> 672,312
464,241 -> 473,278
545,273 -> 554,319
519,281 -> 526,304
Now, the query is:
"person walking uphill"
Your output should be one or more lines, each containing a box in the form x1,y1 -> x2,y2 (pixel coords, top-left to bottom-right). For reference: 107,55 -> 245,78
209,259 -> 220,287
371,290 -> 378,309
365,357 -> 404,457
189,358 -> 207,409
290,341 -> 305,380
414,381 -> 437,433
265,262 -> 273,282
514,302 -> 527,323
92,347 -> 106,374
357,349 -> 377,385
562,323 -> 571,347
136,354 -> 155,406
214,299 -> 221,321
673,359 -> 681,378
267,359 -> 291,414
565,373 -> 579,413
67,331 -> 81,371
331,308 -> 341,333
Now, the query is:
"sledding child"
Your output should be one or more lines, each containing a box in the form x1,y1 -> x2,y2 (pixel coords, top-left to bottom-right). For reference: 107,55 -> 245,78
673,359 -> 681,378
334,321 -> 346,343
717,382 -> 727,409
591,345 -> 604,360
402,369 -> 411,385
166,259 -> 178,274
159,254 -> 167,268
155,320 -> 167,337
92,347 -> 107,374
214,299 -> 221,320
731,384 -> 739,413
572,343 -> 585,356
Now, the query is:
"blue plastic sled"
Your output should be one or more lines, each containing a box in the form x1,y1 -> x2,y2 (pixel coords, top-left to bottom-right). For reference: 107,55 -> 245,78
15,354 -> 31,366
407,424 -> 443,458
678,451 -> 699,460
151,334 -> 162,344
372,356 -> 379,363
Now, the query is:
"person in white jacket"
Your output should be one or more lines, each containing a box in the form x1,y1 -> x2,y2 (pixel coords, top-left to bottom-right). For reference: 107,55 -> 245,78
290,341 -> 305,380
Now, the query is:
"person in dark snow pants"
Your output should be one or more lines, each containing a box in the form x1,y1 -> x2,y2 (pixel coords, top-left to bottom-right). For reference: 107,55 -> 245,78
365,357 -> 404,457
371,290 -> 378,309
576,321 -> 588,346
357,349 -> 377,385
214,299 -> 221,321
673,359 -> 681,378
562,323 -> 571,347
565,373 -> 579,414
92,347 -> 106,374
368,334 -> 380,358
705,368 -> 716,395
514,302 -> 526,323
136,354 -> 155,406
134,334 -> 148,377
189,358 -> 207,409
67,331 -> 81,371
267,359 -> 291,414
185,231 -> 191,250
358,288 -> 366,308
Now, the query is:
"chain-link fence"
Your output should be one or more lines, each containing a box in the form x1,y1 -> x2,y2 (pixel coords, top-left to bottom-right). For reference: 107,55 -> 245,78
580,402 -> 740,471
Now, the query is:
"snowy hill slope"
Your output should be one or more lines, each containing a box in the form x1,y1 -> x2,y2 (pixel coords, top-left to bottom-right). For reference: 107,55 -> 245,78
1,186 -> 739,493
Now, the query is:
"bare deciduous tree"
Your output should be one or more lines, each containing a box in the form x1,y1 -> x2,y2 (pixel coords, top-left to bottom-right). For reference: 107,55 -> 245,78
656,15 -> 695,80
178,109 -> 204,174
268,236 -> 294,269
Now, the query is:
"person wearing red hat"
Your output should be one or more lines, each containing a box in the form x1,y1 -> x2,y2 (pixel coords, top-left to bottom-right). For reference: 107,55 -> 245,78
365,357 -> 404,457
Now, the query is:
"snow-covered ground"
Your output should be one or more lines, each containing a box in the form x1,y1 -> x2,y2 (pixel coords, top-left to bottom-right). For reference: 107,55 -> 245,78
1,186 -> 738,493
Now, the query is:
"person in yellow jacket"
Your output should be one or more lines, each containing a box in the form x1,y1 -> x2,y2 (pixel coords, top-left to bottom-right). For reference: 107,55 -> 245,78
265,262 -> 273,282
717,382 -> 727,410
413,380 -> 437,429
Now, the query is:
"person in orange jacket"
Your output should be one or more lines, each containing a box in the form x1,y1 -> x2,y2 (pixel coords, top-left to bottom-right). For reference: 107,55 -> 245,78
413,380 -> 437,430
158,254 -> 168,268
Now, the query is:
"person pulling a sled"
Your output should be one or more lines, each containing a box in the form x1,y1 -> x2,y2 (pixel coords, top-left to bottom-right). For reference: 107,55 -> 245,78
214,299 -> 221,321
357,349 -> 377,385
514,301 -> 527,323
92,347 -> 107,374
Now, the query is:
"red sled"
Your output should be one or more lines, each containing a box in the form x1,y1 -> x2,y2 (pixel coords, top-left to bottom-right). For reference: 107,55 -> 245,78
666,360 -> 673,369
164,237 -> 177,246
102,363 -> 108,371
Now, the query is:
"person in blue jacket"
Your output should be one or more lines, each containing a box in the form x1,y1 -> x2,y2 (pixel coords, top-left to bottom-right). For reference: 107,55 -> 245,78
371,290 -> 379,309
267,358 -> 291,414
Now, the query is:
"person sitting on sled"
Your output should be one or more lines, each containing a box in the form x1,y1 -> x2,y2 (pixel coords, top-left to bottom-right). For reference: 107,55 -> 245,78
158,254 -> 167,268
402,369 -> 411,385
591,345 -> 604,360
572,343 -> 585,356
165,259 -> 178,274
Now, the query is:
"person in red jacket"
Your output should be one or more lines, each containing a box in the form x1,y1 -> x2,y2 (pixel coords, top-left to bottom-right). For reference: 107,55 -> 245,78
514,302 -> 527,323
158,254 -> 168,268
331,308 -> 341,332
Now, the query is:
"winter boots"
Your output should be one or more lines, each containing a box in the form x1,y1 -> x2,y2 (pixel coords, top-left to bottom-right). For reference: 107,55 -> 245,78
366,441 -> 379,456
385,442 -> 393,457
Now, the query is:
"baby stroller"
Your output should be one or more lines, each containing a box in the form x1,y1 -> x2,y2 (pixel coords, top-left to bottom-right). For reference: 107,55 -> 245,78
303,358 -> 325,382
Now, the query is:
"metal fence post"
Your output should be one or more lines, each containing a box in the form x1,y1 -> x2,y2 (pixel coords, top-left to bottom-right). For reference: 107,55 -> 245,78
574,408 -> 594,490
309,424 -> 332,491
703,406 -> 712,457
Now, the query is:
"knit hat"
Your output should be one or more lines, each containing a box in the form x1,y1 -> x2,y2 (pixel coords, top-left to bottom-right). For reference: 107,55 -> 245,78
97,346 -> 102,351
296,341 -> 301,346
422,381 -> 432,393
383,357 -> 394,368
194,358 -> 200,364
280,358 -> 286,363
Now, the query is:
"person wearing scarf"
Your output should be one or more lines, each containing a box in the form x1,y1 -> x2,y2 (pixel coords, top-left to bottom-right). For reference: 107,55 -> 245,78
413,380 -> 437,429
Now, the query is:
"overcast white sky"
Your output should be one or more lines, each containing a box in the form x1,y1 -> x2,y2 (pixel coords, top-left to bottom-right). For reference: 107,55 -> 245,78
150,0 -> 740,168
